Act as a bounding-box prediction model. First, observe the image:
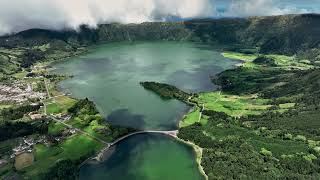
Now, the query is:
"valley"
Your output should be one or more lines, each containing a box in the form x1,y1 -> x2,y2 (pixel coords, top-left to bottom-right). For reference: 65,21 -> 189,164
0,14 -> 320,179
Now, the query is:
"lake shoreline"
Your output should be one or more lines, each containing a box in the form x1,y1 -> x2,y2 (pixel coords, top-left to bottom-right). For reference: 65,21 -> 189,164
83,131 -> 208,180
174,136 -> 208,180
47,42 -> 242,179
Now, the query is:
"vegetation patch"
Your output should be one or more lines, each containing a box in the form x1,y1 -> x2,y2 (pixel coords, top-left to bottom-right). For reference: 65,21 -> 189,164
140,81 -> 191,101
22,134 -> 103,179
195,92 -> 271,117
180,108 -> 201,127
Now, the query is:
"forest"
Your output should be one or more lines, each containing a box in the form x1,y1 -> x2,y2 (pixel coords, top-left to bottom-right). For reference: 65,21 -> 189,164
178,55 -> 320,179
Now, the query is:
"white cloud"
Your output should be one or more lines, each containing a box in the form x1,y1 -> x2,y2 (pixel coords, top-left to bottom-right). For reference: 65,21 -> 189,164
0,0 -> 215,35
224,0 -> 311,17
0,0 -> 318,35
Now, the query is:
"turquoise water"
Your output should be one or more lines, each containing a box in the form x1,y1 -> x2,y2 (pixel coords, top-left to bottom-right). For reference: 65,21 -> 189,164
53,41 -> 238,180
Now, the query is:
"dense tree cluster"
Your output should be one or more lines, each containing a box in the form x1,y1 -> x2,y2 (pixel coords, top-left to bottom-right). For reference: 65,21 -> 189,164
179,109 -> 320,179
1,104 -> 41,120
213,67 -> 289,94
252,56 -> 277,66
40,159 -> 79,180
20,49 -> 45,68
68,98 -> 98,116
0,121 -> 48,141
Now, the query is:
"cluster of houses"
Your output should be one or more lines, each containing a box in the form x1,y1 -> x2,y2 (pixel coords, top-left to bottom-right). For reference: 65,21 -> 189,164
10,137 -> 47,159
52,113 -> 72,121
0,82 -> 46,103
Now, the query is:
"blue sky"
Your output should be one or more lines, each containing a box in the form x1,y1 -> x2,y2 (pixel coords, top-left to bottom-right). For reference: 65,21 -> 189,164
213,0 -> 320,17
215,0 -> 320,11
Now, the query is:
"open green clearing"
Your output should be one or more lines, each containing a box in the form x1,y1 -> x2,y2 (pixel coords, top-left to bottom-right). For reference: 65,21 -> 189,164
46,96 -> 77,114
22,134 -> 103,179
222,51 -> 314,70
195,92 -> 272,117
180,108 -> 201,127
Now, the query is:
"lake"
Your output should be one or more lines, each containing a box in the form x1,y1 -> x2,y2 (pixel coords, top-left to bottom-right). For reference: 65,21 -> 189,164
53,41 -> 238,180
80,133 -> 203,180
54,41 -> 237,130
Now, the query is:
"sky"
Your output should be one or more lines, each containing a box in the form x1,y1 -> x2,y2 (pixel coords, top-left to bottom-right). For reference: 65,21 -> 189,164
0,0 -> 319,35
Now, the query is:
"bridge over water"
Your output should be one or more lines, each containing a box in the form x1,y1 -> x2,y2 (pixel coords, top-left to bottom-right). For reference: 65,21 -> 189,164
94,130 -> 179,161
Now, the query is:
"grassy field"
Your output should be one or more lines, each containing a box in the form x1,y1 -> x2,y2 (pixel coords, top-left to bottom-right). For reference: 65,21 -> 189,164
180,108 -> 201,127
222,52 -> 257,62
222,51 -> 314,70
22,134 -> 103,178
0,104 -> 12,110
179,52 -> 306,127
13,71 -> 28,79
182,91 -> 296,128
46,95 -> 76,115
195,92 -> 271,117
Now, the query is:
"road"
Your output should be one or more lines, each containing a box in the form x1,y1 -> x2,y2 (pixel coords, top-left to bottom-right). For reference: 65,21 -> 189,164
198,104 -> 205,122
109,130 -> 178,146
44,79 -> 51,99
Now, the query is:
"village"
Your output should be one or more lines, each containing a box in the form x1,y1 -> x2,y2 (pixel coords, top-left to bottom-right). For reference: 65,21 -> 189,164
0,83 -> 46,104
0,68 -> 79,171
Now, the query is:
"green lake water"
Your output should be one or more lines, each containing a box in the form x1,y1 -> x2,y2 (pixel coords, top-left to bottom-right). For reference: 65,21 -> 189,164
79,134 -> 203,180
53,41 -> 238,180
54,41 -> 237,130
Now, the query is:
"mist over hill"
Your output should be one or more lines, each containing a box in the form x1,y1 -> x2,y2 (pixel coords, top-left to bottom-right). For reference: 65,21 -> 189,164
1,14 -> 319,56
0,0 -> 319,35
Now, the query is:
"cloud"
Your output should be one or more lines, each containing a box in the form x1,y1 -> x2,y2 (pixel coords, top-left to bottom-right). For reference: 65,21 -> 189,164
0,0 -> 215,35
223,0 -> 312,17
0,0 -> 319,35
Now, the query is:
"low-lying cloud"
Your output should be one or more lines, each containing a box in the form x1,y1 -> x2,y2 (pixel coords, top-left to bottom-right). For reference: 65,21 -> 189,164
0,0 -> 318,35
0,0 -> 214,35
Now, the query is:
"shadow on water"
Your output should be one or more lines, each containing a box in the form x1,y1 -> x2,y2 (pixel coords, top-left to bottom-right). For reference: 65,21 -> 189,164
106,109 -> 146,130
167,63 -> 224,93
53,42 -> 239,180
80,135 -> 152,180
